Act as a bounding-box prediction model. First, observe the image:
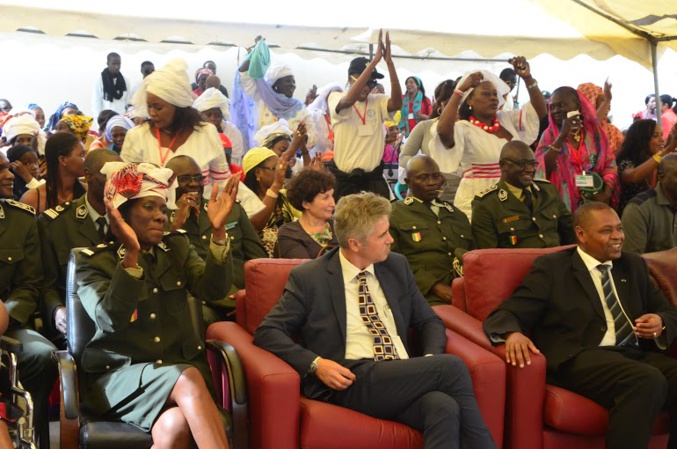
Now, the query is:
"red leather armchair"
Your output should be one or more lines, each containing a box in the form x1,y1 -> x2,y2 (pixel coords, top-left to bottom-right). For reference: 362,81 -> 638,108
206,258 -> 507,449
434,247 -> 670,449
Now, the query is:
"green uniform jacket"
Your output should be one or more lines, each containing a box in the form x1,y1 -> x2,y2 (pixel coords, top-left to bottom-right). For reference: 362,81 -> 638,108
75,231 -> 232,375
389,198 -> 475,306
38,196 -> 107,334
168,200 -> 267,291
0,200 -> 42,326
471,179 -> 576,249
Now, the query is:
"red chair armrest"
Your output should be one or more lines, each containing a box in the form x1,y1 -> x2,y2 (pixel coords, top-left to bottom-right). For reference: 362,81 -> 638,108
207,322 -> 300,449
434,305 -> 492,351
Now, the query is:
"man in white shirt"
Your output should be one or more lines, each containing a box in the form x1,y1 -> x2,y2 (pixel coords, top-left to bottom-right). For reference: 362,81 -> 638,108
326,31 -> 402,201
484,201 -> 677,449
91,52 -> 131,118
255,192 -> 496,449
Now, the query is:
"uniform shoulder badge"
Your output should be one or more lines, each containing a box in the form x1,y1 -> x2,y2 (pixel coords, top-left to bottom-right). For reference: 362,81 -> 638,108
5,199 -> 36,216
442,201 -> 454,213
403,197 -> 414,205
80,242 -> 114,258
42,201 -> 74,220
476,184 -> 498,199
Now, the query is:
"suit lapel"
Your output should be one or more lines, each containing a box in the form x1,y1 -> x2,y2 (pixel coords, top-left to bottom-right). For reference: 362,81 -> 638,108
572,250 -> 606,320
326,250 -> 346,344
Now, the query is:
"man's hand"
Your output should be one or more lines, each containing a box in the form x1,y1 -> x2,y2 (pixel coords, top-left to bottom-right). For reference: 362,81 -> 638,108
431,282 -> 452,304
505,332 -> 540,368
634,313 -> 664,339
315,358 -> 356,390
54,306 -> 67,334
171,192 -> 200,230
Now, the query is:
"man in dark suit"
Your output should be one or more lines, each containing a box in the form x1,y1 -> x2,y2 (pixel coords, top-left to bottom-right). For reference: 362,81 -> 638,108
484,201 -> 677,449
254,192 -> 495,449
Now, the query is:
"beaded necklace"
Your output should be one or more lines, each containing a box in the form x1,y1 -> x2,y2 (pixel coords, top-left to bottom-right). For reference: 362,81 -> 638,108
469,115 -> 501,133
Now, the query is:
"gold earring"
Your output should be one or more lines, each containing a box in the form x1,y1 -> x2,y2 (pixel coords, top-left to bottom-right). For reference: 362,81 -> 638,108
256,177 -> 260,182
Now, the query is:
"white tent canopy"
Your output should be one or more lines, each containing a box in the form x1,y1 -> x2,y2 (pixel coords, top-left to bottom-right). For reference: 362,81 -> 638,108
0,0 -> 676,130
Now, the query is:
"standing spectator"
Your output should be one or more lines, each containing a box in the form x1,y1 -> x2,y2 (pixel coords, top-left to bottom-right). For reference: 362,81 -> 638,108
193,87 -> 245,165
91,52 -> 131,117
616,119 -> 677,215
659,95 -> 677,141
578,81 -> 624,155
129,60 -> 154,98
399,79 -> 460,203
499,68 -> 517,111
434,56 -> 547,218
535,86 -> 619,212
191,60 -> 229,98
121,59 -> 231,198
326,30 -> 402,201
632,94 -> 657,122
398,76 -> 431,137
621,154 -> 677,254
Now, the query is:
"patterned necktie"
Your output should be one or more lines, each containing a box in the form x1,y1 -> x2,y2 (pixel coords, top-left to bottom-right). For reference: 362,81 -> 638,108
96,217 -> 108,242
356,271 -> 399,361
597,265 -> 636,346
522,188 -> 533,213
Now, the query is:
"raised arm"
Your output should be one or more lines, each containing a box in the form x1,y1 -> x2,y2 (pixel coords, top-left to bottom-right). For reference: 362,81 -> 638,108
510,56 -> 547,120
437,72 -> 482,148
383,32 -> 403,113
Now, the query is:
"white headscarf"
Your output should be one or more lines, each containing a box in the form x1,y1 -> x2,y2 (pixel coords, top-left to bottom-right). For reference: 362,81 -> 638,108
456,70 -> 511,109
102,162 -> 176,209
105,115 -> 135,141
193,87 -> 231,121
254,119 -> 292,148
264,63 -> 294,86
308,83 -> 343,114
7,107 -> 35,119
2,114 -> 46,155
131,59 -> 195,117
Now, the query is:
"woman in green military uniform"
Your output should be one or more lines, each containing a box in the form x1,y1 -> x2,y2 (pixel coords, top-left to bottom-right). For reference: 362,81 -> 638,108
76,161 -> 237,448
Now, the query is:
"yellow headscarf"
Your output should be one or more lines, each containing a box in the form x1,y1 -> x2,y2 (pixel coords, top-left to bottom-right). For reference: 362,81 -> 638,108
243,147 -> 277,175
59,115 -> 93,141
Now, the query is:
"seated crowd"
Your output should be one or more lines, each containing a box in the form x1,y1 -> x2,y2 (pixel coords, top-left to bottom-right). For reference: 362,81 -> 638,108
0,29 -> 677,449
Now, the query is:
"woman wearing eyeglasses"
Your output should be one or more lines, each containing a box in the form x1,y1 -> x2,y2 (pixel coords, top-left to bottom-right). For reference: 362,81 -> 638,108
120,59 -> 231,198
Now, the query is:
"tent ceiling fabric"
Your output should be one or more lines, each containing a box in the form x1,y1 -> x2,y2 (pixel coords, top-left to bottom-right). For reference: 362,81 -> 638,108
0,1 -> 675,68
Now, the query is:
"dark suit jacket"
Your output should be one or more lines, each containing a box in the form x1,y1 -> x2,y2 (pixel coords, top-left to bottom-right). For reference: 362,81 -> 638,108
254,247 -> 447,399
484,247 -> 677,373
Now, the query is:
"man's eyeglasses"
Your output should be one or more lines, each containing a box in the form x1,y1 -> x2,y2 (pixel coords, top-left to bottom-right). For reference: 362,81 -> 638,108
501,159 -> 539,170
177,174 -> 205,183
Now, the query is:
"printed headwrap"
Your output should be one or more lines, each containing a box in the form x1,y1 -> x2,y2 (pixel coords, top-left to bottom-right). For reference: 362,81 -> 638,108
102,162 -> 176,209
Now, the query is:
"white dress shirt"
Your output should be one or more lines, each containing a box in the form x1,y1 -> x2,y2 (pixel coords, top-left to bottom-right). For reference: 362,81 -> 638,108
339,249 -> 409,360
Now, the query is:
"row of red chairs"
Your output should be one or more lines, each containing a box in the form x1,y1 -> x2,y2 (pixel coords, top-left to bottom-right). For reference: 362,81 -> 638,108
206,246 -> 677,449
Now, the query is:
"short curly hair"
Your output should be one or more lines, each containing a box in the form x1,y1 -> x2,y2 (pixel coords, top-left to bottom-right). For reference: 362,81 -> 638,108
286,168 -> 336,211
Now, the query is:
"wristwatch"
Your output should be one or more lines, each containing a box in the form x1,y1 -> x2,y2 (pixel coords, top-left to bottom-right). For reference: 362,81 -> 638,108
308,356 -> 321,375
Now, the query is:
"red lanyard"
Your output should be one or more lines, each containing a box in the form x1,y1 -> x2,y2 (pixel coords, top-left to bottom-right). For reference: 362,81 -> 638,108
155,127 -> 180,165
567,129 -> 588,171
353,98 -> 368,125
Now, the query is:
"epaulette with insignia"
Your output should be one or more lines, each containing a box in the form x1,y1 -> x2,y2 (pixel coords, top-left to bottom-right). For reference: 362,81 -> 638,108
41,201 -> 74,220
476,184 -> 498,199
403,197 -> 414,205
5,199 -> 36,216
79,242 -> 114,257
533,178 -> 551,184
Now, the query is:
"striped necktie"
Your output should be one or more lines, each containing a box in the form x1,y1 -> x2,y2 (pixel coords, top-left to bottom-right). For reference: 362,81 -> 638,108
356,271 -> 399,361
597,264 -> 636,346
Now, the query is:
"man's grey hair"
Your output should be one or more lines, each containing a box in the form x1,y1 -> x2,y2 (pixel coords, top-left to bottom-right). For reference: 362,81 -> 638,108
334,192 -> 391,248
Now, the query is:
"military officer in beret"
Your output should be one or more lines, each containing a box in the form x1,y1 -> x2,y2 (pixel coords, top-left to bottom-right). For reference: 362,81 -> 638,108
38,149 -> 122,347
0,152 -> 56,449
389,155 -> 475,305
166,155 -> 267,325
472,141 -> 575,249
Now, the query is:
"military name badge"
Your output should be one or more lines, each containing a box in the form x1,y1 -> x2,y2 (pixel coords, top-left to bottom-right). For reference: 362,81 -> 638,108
412,231 -> 422,242
502,215 -> 519,223
130,309 -> 138,323
498,189 -> 508,202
